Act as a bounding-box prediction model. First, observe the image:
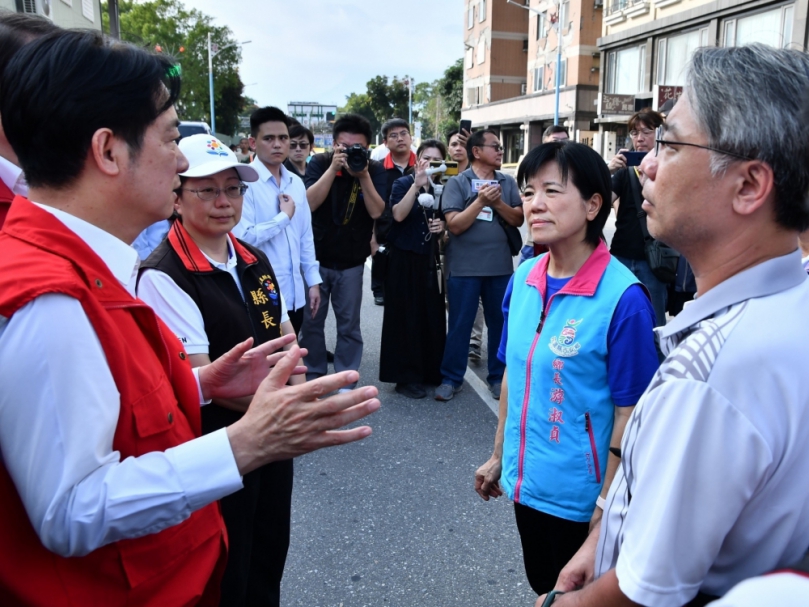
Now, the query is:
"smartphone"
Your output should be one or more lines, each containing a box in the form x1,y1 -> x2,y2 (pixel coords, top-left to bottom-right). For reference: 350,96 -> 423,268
460,119 -> 472,134
622,151 -> 647,167
429,160 -> 459,176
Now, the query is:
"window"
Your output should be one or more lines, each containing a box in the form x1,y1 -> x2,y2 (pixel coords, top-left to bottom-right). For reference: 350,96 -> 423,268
606,45 -> 645,94
465,46 -> 474,69
553,58 -> 567,88
724,5 -> 794,48
536,12 -> 547,39
82,0 -> 94,21
533,66 -> 545,91
560,0 -> 570,30
657,29 -> 705,86
477,38 -> 486,64
480,0 -> 487,22
468,5 -> 475,28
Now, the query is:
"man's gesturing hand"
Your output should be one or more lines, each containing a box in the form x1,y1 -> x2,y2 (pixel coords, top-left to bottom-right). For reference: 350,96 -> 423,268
198,334 -> 304,401
226,346 -> 380,475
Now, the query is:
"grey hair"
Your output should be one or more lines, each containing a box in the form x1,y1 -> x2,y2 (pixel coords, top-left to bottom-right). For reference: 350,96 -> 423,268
686,44 -> 809,231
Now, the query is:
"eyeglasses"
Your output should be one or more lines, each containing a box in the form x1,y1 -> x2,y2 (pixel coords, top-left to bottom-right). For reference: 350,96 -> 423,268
289,141 -> 310,150
629,128 -> 655,138
653,126 -> 754,160
387,130 -> 411,140
182,184 -> 248,202
479,144 -> 504,152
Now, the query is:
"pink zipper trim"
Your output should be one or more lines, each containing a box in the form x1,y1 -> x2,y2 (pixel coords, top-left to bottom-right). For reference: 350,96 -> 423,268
585,412 -> 601,484
514,331 -> 540,502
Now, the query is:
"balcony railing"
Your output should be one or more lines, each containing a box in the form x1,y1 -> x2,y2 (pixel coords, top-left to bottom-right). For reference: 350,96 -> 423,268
605,0 -> 646,16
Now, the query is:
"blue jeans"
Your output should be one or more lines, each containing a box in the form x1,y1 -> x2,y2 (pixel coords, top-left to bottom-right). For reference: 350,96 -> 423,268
441,274 -> 511,387
615,256 -> 668,327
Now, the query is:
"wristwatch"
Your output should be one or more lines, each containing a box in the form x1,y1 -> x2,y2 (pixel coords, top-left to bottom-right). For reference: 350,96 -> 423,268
541,590 -> 566,606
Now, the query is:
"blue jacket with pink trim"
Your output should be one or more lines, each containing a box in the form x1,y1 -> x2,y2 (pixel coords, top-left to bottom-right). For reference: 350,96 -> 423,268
500,242 -> 640,522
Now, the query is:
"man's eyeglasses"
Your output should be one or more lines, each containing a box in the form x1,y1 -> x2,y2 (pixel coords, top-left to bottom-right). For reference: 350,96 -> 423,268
480,144 -> 504,152
289,141 -> 310,150
387,130 -> 411,140
629,128 -> 655,138
182,184 -> 248,202
653,126 -> 754,160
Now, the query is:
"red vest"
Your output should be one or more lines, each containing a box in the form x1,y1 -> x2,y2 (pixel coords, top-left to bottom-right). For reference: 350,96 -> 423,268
0,198 -> 227,606
0,178 -> 14,228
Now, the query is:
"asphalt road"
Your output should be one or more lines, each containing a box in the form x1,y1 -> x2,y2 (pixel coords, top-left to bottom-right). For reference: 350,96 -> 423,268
281,266 -> 536,607
281,210 -> 618,606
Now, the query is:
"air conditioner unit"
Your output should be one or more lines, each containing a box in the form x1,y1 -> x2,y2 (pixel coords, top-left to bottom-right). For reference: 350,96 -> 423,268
594,0 -> 604,8
523,39 -> 529,52
22,0 -> 53,20
520,83 -> 527,95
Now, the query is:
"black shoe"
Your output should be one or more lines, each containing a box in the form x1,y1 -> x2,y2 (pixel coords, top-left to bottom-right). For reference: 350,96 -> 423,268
374,295 -> 385,306
395,383 -> 427,399
326,350 -> 335,363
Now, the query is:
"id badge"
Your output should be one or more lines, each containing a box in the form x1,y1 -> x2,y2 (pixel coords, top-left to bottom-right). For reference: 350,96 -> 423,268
471,179 -> 499,192
477,206 -> 493,222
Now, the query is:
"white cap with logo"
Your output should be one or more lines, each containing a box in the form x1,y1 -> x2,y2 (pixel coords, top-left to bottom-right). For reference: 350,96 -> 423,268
178,134 -> 259,182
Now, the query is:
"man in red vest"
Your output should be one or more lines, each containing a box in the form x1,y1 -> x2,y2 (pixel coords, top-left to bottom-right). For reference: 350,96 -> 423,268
0,29 -> 380,607
0,12 -> 59,226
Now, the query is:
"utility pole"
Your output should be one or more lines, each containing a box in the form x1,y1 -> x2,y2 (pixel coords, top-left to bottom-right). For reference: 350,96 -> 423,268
108,0 -> 120,39
208,33 -> 215,133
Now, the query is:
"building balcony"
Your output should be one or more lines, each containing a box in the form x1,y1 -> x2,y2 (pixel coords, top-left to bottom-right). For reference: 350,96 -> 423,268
604,0 -> 650,22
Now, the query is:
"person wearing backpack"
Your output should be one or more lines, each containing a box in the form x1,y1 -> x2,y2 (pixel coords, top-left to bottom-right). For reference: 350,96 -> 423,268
434,129 -> 523,401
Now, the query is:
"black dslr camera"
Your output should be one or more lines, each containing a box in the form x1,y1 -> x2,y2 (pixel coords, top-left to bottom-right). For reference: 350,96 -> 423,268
342,144 -> 369,173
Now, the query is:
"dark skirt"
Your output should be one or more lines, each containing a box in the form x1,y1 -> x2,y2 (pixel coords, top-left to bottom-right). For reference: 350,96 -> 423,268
379,245 -> 446,385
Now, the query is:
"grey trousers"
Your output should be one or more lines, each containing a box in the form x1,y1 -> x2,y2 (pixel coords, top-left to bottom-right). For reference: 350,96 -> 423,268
470,300 -> 484,348
299,264 -> 364,387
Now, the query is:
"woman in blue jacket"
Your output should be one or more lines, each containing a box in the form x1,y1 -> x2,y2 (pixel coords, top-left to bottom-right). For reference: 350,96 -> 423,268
474,142 -> 659,596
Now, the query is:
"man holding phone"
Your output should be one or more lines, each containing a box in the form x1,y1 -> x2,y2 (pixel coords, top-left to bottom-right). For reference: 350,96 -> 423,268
607,108 -> 668,326
435,129 -> 523,401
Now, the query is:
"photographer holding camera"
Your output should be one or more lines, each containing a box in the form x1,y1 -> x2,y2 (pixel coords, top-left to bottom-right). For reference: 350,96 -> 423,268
301,114 -> 387,387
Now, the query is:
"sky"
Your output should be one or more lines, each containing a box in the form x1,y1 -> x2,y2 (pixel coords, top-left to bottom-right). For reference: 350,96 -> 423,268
183,0 -> 465,110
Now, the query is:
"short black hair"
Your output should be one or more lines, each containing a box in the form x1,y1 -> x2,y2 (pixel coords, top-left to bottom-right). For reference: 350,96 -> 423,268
289,123 -> 314,146
0,11 -> 59,83
382,118 -> 409,139
542,125 -> 569,140
445,129 -> 460,143
416,139 -> 447,158
628,108 -> 664,132
250,106 -> 289,137
333,113 -> 372,147
517,141 -> 612,247
1,29 -> 181,189
467,128 -> 498,159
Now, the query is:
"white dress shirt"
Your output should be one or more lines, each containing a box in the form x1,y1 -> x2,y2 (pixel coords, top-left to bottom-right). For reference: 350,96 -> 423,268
0,154 -> 28,197
233,160 -> 321,311
138,236 -> 289,355
0,204 -> 242,558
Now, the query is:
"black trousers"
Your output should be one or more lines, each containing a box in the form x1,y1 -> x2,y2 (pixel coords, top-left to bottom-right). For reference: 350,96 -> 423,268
202,406 -> 294,607
287,306 -> 304,338
513,502 -> 590,597
371,249 -> 388,296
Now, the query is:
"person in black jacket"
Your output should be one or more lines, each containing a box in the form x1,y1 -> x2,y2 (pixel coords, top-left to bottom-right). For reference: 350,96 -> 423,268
138,134 -> 301,607
301,114 -> 387,388
379,139 -> 447,398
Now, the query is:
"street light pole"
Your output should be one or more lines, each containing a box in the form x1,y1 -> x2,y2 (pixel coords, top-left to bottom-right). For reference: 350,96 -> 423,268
207,36 -> 252,135
208,33 -> 215,133
505,0 -> 563,125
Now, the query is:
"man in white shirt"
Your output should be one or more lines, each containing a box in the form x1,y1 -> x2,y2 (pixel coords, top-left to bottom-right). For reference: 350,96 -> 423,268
234,106 -> 322,335
540,45 -> 809,607
0,29 -> 379,606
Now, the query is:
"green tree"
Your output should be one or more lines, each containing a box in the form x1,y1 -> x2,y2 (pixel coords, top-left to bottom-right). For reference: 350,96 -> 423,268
436,58 -> 464,138
102,0 -> 245,135
339,92 -> 379,135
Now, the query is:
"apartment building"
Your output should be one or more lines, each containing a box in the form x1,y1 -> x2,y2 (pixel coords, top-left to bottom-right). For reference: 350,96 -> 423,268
595,0 -> 807,158
461,0 -> 603,163
0,0 -> 103,30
